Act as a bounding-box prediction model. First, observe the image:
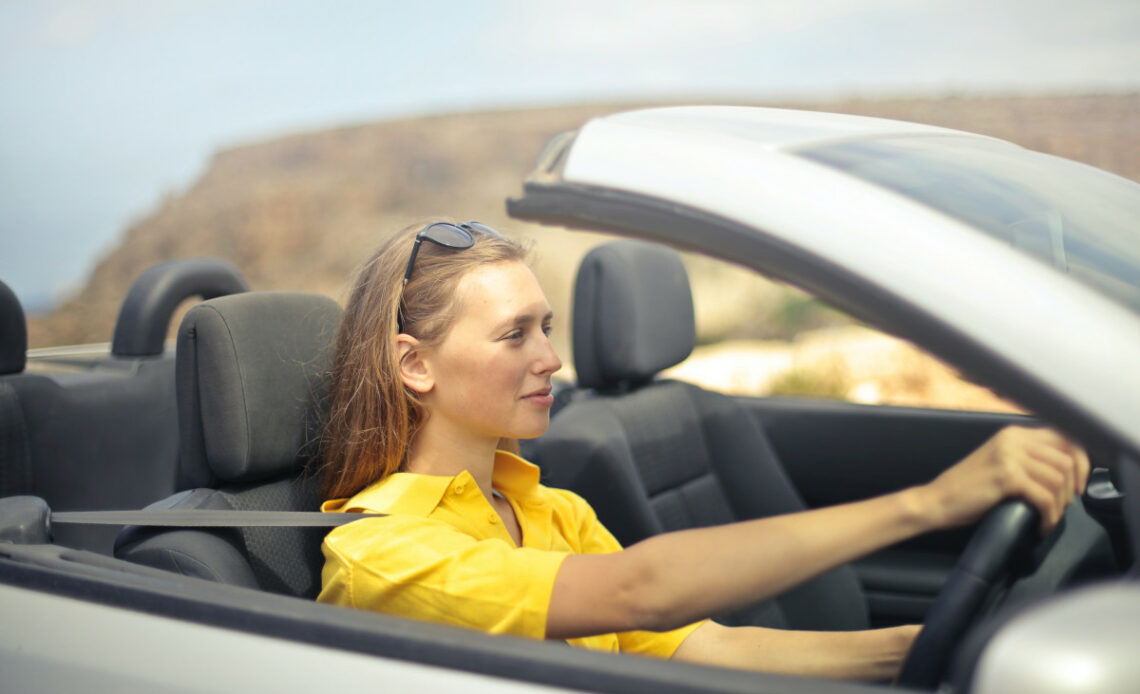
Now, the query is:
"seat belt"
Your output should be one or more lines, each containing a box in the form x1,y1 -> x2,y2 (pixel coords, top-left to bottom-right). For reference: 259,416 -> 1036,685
50,509 -> 384,528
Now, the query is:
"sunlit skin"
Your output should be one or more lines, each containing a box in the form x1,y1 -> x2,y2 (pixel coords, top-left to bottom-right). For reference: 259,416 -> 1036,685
393,258 -> 1091,680
397,260 -> 561,543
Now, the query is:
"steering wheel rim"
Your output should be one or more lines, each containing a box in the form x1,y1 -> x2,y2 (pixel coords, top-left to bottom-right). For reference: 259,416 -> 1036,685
895,500 -> 1040,690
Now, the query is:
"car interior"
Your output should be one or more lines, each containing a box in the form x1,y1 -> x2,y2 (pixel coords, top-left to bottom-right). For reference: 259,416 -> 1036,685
0,259 -> 248,553
0,238 -> 1133,692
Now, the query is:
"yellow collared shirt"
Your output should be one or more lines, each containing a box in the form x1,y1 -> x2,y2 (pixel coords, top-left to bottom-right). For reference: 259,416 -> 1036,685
318,450 -> 702,657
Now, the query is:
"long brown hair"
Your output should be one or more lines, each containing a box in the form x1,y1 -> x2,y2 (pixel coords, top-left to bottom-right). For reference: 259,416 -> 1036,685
320,221 -> 528,500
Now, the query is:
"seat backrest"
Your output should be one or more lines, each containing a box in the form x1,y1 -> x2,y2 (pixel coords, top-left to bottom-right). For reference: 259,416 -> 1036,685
0,279 -> 26,377
0,279 -> 32,499
116,291 -> 343,598
0,261 -> 248,554
534,240 -> 868,631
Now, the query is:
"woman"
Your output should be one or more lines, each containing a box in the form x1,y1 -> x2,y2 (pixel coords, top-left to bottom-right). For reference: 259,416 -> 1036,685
317,221 -> 1089,681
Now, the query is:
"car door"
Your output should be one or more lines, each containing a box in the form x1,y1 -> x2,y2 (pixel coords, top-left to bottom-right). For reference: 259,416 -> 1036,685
737,396 -> 1027,626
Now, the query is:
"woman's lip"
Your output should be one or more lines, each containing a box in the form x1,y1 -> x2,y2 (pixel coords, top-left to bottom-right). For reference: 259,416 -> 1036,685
522,387 -> 554,407
524,393 -> 555,408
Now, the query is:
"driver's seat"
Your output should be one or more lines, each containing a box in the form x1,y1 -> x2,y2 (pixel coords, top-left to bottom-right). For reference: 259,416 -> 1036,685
535,240 -> 869,630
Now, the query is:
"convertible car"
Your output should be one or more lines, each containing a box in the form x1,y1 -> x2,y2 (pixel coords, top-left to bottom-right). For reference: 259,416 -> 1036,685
1,106 -> 1137,693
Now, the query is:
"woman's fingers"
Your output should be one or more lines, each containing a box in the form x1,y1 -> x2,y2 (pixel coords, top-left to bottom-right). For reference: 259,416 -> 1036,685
1023,447 -> 1072,516
1017,470 -> 1064,534
1022,432 -> 1083,490
1037,429 -> 1089,494
999,427 -> 1087,533
931,426 -> 1089,533
1058,439 -> 1091,495
1019,463 -> 1066,532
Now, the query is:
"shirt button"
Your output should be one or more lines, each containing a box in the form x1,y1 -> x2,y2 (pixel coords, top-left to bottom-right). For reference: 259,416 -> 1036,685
487,513 -> 498,524
454,484 -> 465,495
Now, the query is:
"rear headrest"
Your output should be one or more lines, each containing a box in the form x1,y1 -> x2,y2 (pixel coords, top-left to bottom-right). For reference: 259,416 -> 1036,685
0,280 -> 27,375
572,240 -> 695,390
177,292 -> 343,488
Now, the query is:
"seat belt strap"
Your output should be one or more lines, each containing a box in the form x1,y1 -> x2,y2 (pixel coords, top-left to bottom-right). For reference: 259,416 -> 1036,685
51,509 -> 384,528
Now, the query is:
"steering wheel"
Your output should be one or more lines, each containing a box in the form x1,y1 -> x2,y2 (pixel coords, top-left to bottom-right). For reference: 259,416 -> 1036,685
895,500 -> 1040,689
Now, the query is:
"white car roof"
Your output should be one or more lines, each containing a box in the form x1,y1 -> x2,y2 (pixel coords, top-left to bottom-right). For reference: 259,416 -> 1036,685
533,106 -> 1140,454
592,105 -> 981,151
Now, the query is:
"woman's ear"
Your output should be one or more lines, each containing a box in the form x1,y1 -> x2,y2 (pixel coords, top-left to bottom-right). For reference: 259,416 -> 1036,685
397,334 -> 434,393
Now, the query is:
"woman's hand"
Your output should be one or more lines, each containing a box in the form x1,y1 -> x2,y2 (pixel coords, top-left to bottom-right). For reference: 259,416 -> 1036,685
919,426 -> 1090,534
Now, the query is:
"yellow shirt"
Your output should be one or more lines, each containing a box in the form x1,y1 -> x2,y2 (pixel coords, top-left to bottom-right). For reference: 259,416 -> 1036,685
318,450 -> 702,657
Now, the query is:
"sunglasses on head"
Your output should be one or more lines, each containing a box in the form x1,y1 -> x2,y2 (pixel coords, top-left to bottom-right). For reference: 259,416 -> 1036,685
398,221 -> 503,332
402,221 -> 502,286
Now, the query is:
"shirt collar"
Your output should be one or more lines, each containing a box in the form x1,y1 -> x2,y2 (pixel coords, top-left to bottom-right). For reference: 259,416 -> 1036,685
323,449 -> 543,516
490,449 -> 542,500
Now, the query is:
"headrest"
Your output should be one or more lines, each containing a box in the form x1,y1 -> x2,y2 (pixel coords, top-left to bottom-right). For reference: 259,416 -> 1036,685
0,280 -> 27,375
572,240 -> 695,390
177,292 -> 343,488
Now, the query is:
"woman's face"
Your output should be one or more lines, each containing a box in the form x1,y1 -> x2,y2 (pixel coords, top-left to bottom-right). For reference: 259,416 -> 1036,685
417,260 -> 563,444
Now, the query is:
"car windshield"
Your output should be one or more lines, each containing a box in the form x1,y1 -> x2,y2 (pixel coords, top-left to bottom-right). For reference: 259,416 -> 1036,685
799,135 -> 1140,315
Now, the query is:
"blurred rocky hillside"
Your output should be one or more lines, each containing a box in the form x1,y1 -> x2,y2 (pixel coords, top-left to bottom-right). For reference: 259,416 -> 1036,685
28,93 -> 1140,374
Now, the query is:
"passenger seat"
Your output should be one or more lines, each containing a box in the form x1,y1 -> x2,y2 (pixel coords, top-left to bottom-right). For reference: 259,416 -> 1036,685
533,240 -> 869,631
116,291 -> 342,597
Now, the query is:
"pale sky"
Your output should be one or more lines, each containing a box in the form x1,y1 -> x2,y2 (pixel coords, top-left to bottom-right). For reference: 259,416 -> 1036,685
2,0 -> 1138,311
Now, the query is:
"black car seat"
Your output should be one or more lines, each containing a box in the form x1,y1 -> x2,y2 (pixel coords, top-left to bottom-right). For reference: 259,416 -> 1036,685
533,240 -> 870,631
0,261 -> 248,553
0,279 -> 33,497
115,291 -> 342,598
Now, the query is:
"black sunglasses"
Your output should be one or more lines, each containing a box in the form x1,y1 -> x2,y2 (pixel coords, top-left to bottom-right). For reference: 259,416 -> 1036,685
398,221 -> 503,332
402,221 -> 502,286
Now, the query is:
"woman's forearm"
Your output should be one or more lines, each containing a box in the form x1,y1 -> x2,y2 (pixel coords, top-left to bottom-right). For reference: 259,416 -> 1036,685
549,485 -> 935,638
620,486 -> 934,631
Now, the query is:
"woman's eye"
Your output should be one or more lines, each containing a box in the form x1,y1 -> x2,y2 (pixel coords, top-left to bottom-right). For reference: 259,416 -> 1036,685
542,324 -> 553,337
504,331 -> 524,342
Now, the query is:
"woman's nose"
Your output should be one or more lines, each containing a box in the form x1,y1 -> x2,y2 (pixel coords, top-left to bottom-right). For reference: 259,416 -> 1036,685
534,336 -> 563,375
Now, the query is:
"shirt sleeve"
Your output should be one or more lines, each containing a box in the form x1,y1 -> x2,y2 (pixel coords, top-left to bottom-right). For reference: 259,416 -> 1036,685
554,487 -> 623,555
614,621 -> 706,658
319,514 -> 569,639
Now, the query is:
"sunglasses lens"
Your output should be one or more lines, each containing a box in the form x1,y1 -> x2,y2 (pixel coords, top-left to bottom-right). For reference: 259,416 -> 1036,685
421,223 -> 474,249
460,222 -> 501,238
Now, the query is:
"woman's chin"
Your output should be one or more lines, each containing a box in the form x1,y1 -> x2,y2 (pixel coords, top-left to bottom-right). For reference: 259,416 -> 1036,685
509,415 -> 552,441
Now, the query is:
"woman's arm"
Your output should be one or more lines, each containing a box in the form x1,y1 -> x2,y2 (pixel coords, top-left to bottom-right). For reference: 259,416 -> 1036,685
546,426 -> 1088,644
672,621 -> 922,681
547,476 -> 934,637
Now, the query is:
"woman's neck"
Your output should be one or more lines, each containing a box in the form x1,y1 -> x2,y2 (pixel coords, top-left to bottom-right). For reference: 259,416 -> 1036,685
405,419 -> 500,496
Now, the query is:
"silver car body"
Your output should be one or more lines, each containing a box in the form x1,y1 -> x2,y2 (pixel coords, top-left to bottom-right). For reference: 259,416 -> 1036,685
531,106 -> 1140,455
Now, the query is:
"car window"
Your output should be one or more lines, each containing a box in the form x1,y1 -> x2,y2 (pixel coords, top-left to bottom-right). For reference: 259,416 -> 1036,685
664,252 -> 1023,414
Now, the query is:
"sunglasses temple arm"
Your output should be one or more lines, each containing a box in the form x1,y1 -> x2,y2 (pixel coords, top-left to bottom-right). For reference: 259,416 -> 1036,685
403,238 -> 423,285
